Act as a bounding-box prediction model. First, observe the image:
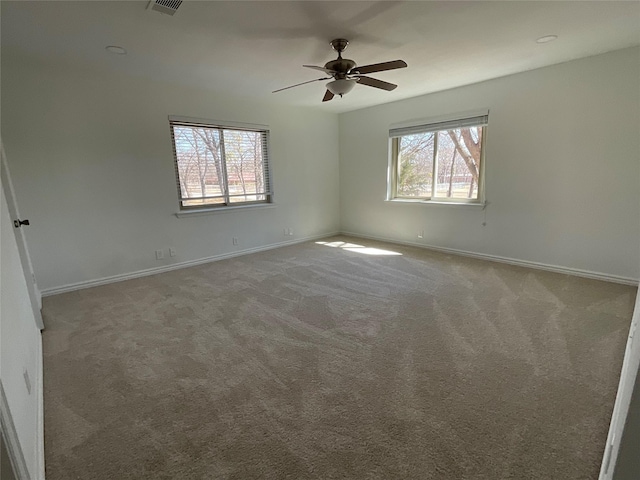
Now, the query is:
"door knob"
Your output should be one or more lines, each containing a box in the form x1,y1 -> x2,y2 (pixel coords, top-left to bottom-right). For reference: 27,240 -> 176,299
13,219 -> 30,228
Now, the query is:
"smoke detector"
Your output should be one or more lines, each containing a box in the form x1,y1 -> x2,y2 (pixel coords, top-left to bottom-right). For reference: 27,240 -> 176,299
147,0 -> 182,16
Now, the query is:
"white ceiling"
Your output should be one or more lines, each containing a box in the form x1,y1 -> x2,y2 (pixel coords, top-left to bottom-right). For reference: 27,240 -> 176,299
2,1 -> 639,113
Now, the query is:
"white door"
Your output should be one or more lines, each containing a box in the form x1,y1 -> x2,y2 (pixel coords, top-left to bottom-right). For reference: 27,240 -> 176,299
0,140 -> 43,330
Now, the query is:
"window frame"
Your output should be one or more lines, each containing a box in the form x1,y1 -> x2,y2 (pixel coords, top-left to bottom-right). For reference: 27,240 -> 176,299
387,113 -> 488,205
168,115 -> 273,211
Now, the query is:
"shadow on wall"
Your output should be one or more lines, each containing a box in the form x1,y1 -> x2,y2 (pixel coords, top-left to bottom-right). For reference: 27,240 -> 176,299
614,369 -> 640,480
1,436 -> 18,480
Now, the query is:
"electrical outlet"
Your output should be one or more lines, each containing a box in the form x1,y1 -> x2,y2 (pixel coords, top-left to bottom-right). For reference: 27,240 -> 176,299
155,249 -> 164,260
232,237 -> 239,246
169,247 -> 176,257
417,230 -> 424,239
23,369 -> 31,395
288,229 -> 293,236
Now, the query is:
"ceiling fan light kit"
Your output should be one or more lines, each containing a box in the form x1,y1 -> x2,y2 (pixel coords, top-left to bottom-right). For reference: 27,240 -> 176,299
273,38 -> 407,103
327,78 -> 357,96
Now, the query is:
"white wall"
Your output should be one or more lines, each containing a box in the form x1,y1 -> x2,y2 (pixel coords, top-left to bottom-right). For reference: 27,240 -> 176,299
1,52 -> 340,292
1,180 -> 44,479
339,47 -> 640,281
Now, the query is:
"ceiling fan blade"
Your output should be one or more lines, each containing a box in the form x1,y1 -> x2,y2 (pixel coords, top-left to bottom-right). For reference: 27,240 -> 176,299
355,76 -> 397,91
272,77 -> 330,93
322,90 -> 334,102
350,60 -> 407,75
304,65 -> 337,75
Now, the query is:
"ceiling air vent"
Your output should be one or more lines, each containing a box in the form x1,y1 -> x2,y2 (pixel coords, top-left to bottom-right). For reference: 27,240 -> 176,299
148,0 -> 182,16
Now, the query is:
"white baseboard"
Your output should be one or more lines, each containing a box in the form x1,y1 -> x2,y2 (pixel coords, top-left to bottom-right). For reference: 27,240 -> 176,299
339,230 -> 639,286
41,232 -> 340,296
42,229 -> 637,297
0,381 -> 31,480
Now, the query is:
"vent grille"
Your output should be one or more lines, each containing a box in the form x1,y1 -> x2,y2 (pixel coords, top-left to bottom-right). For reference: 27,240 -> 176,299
149,0 -> 182,16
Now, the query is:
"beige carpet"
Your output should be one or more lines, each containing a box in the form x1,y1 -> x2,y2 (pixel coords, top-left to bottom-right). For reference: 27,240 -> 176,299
42,236 -> 635,479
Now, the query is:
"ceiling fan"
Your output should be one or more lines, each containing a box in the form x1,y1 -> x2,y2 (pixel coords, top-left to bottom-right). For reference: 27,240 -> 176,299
273,38 -> 407,102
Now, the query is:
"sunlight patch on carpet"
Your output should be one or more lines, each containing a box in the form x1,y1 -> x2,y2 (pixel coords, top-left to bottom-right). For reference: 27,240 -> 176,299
315,241 -> 402,256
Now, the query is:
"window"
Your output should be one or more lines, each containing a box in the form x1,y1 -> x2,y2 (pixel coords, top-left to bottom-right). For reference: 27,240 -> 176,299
169,116 -> 272,209
388,113 -> 487,203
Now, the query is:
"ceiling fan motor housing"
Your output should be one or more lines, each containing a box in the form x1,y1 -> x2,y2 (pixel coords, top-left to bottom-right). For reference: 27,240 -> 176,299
324,58 -> 357,79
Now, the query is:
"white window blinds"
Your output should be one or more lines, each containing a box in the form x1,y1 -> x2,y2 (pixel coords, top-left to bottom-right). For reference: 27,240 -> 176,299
389,112 -> 489,138
169,116 -> 272,209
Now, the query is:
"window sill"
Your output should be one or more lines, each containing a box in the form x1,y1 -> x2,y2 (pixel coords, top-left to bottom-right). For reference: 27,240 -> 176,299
175,203 -> 276,218
386,199 -> 486,207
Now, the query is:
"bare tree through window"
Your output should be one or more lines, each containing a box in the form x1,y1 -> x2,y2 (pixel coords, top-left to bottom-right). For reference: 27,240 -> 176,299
394,119 -> 485,201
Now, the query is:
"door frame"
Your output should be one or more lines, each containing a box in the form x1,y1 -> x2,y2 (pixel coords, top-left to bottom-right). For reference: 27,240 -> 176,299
598,291 -> 640,479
